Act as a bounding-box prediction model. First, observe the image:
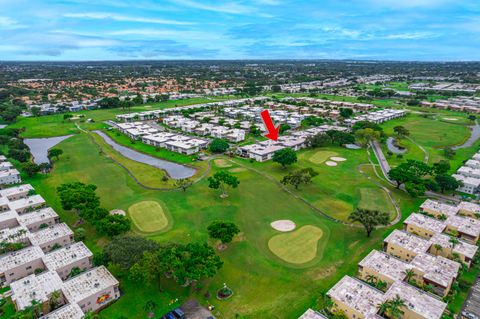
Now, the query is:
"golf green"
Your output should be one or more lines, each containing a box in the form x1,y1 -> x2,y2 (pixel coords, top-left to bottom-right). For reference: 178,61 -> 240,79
268,225 -> 324,264
128,201 -> 169,233
307,150 -> 338,164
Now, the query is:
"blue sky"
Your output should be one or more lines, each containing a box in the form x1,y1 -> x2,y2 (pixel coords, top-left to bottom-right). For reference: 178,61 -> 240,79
0,0 -> 479,61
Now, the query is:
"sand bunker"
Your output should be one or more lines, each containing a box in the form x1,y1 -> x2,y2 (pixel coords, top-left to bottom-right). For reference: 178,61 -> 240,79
325,161 -> 338,166
271,220 -> 296,232
443,117 -> 458,121
330,157 -> 347,162
110,209 -> 126,216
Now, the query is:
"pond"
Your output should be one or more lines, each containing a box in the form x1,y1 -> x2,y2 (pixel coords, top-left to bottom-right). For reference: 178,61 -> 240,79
24,135 -> 74,164
453,121 -> 480,150
386,137 -> 406,154
93,130 -> 196,179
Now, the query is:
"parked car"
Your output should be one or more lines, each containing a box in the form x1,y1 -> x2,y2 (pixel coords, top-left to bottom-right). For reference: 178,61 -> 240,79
463,311 -> 479,319
172,308 -> 186,319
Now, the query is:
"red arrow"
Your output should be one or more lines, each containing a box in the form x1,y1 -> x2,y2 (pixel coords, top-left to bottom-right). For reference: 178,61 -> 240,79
260,109 -> 280,141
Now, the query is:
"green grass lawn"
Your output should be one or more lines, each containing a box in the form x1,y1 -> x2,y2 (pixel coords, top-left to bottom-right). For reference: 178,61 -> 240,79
128,200 -> 170,233
381,111 -> 473,166
7,97 -> 230,138
268,225 -> 324,264
91,132 -> 175,188
22,133 -> 419,318
235,146 -> 398,222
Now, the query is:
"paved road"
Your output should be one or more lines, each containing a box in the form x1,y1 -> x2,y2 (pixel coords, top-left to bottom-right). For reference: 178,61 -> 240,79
369,139 -> 460,203
461,276 -> 480,319
370,140 -> 393,182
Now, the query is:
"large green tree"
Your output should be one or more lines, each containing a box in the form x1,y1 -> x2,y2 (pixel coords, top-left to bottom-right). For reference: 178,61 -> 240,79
96,214 -> 131,237
435,174 -> 462,193
104,236 -> 160,270
272,148 -> 297,168
207,221 -> 240,245
208,171 -> 240,198
281,168 -> 318,190
209,138 -> 230,153
56,182 -> 100,212
130,242 -> 223,287
348,209 -> 389,237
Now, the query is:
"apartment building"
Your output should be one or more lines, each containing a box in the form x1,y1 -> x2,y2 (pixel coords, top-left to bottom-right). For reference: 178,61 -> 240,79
383,230 -> 431,262
17,207 -> 60,232
430,233 -> 478,267
298,309 -> 329,319
0,156 -> 21,185
403,213 -> 446,239
419,199 -> 459,218
43,242 -> 93,280
358,250 -> 408,287
0,246 -> 45,287
382,281 -> 446,319
410,253 -> 460,297
39,303 -> 84,319
62,266 -> 120,313
1,184 -> 121,317
457,201 -> 480,218
29,223 -> 74,253
11,271 -> 64,314
327,275 -> 384,319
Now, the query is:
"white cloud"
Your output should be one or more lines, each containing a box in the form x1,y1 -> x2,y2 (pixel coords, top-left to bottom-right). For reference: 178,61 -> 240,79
367,0 -> 455,8
0,16 -> 26,29
169,0 -> 254,14
64,12 -> 194,25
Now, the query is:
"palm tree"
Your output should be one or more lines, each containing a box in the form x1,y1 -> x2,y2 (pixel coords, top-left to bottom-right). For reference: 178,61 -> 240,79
403,269 -> 416,282
388,295 -> 406,319
376,280 -> 388,292
49,290 -> 62,311
378,295 -> 406,319
365,274 -> 378,285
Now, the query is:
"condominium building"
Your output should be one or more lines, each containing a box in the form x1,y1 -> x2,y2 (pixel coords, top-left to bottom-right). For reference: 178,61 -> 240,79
383,230 -> 431,262
62,266 -> 120,313
382,281 -> 447,319
327,275 -> 384,319
29,223 -> 74,252
403,213 -> 446,239
357,250 -> 409,287
410,253 -> 460,297
39,303 -> 84,319
0,246 -> 45,287
43,242 -> 93,280
419,199 -> 459,218
430,233 -> 478,267
11,271 -> 64,313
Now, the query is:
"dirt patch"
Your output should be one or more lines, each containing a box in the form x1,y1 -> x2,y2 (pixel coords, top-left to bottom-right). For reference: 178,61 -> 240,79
229,167 -> 247,173
270,220 -> 296,232
214,159 -> 232,168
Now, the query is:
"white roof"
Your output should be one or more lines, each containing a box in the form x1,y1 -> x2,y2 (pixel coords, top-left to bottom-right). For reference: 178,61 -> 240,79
43,242 -> 93,272
383,230 -> 431,255
39,303 -> 84,319
62,266 -> 119,304
327,276 -> 384,319
404,213 -> 446,234
358,250 -> 409,282
11,271 -> 63,310
0,245 -> 44,273
0,184 -> 33,199
29,223 -> 73,247
383,281 -> 446,319
17,207 -> 58,228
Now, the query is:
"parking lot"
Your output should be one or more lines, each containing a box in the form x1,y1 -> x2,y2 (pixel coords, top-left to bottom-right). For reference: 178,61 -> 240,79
462,277 -> 480,319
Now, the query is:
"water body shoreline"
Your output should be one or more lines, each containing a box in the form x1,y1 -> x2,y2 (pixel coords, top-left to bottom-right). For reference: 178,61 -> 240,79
93,130 -> 196,179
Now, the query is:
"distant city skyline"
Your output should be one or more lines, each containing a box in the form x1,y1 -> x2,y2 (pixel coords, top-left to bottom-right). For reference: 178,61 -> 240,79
0,0 -> 479,61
